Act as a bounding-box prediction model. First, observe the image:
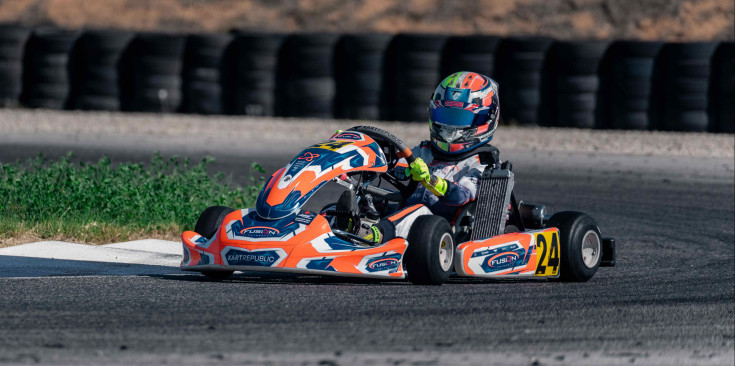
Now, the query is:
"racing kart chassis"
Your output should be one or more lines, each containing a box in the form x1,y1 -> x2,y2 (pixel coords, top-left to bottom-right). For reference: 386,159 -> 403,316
181,126 -> 615,284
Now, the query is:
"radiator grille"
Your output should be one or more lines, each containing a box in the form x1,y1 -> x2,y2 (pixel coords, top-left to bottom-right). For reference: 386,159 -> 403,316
471,169 -> 514,240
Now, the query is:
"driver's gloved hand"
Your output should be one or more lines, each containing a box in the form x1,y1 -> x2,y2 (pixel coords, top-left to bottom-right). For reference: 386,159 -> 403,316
405,158 -> 430,181
363,225 -> 383,244
405,158 -> 447,197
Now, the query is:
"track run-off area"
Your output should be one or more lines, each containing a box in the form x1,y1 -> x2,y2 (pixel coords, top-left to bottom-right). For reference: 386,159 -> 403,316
0,110 -> 733,365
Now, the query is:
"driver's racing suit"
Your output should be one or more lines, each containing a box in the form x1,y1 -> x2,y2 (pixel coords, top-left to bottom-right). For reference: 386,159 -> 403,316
373,141 -> 490,242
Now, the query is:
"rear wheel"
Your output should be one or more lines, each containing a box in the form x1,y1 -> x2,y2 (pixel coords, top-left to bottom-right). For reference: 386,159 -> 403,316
547,211 -> 602,282
194,206 -> 235,280
405,215 -> 454,285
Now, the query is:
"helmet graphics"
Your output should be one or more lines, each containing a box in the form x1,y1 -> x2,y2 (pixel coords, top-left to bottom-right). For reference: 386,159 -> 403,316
429,72 -> 500,154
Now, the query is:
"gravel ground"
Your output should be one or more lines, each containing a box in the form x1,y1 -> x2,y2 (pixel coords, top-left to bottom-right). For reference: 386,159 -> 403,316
1,109 -> 732,159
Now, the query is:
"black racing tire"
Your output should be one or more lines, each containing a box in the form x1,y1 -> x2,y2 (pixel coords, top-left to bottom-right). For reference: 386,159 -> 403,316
547,211 -> 602,282
194,206 -> 235,239
405,215 -> 454,285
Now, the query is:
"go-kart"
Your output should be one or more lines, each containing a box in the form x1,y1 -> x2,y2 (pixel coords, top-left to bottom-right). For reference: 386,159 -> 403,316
180,126 -> 615,284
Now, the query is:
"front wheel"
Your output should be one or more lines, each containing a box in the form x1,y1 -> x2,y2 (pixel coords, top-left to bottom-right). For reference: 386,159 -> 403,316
195,206 -> 235,239
547,211 -> 602,282
405,215 -> 455,285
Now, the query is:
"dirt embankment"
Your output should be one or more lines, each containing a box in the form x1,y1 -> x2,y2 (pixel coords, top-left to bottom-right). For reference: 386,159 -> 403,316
0,0 -> 732,41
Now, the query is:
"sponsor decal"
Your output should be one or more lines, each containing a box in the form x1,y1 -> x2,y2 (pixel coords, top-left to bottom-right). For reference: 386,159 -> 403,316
366,257 -> 400,273
239,226 -> 280,238
223,248 -> 282,267
444,100 -> 463,107
486,252 -> 520,270
451,90 -> 463,100
294,211 -> 318,225
473,242 -> 529,274
333,132 -> 363,141
297,152 -> 321,162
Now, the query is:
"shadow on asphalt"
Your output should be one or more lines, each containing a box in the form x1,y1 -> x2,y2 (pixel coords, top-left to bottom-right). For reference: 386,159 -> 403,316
147,271 -> 556,286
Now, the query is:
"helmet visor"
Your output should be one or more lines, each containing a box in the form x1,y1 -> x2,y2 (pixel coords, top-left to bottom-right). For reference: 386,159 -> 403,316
429,106 -> 478,127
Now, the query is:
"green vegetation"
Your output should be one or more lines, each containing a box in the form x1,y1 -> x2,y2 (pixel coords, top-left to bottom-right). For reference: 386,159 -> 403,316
0,153 -> 264,245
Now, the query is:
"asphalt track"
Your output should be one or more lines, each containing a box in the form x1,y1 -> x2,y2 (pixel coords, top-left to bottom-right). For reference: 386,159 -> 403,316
0,126 -> 733,365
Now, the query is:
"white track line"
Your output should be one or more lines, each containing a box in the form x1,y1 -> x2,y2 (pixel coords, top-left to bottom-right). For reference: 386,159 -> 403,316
0,240 -> 182,278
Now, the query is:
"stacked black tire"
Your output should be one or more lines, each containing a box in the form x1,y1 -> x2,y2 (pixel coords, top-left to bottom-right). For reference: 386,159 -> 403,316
21,28 -> 78,109
226,33 -> 284,116
385,34 -> 447,122
182,33 -> 231,114
441,35 -> 501,79
604,41 -> 663,130
496,37 -> 553,126
710,42 -> 734,133
657,42 -> 718,131
0,25 -> 30,107
70,30 -> 133,111
279,33 -> 339,118
123,33 -> 185,113
551,41 -> 609,128
335,34 -> 392,120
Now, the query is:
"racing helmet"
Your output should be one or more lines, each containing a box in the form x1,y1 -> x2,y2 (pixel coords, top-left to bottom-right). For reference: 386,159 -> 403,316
429,72 -> 500,154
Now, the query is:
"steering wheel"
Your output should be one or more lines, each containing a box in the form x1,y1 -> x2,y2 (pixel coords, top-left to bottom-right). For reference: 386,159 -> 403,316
346,126 -> 419,201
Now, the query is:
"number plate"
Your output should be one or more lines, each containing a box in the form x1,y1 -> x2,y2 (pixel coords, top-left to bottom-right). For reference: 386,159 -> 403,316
534,230 -> 560,276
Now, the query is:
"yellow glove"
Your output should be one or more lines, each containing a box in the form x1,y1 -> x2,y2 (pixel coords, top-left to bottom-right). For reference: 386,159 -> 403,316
405,158 -> 447,197
405,158 -> 430,181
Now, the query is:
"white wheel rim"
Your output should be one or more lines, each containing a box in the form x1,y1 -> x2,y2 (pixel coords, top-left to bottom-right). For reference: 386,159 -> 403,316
581,230 -> 601,269
438,232 -> 454,272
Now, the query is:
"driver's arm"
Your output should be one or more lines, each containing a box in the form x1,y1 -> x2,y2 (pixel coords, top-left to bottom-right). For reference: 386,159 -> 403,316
406,156 -> 484,205
439,169 -> 482,206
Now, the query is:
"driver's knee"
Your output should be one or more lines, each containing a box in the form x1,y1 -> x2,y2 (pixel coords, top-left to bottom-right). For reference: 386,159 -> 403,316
375,204 -> 432,242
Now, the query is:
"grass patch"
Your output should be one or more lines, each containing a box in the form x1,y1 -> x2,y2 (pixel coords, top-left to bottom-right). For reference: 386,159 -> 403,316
0,153 -> 264,246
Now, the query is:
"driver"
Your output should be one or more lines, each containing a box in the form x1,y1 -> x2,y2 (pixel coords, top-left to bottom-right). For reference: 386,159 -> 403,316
364,71 -> 501,244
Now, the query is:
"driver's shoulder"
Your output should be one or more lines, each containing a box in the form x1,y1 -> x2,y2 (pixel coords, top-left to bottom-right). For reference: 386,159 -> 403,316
413,140 -> 433,158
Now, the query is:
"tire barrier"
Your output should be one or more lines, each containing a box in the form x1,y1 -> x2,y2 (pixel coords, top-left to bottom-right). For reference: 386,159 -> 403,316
3,24 -> 732,134
69,29 -> 133,111
335,33 -> 392,120
122,33 -> 185,113
442,35 -> 501,80
551,41 -> 610,128
385,34 -> 447,122
21,28 -> 78,109
603,41 -> 663,130
496,37 -> 553,126
225,32 -> 284,116
0,25 -> 30,107
182,33 -> 232,115
279,33 -> 340,118
657,42 -> 719,132
711,42 -> 734,133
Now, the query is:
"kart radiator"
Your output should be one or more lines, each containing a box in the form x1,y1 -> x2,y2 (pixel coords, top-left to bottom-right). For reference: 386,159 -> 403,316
471,168 -> 514,240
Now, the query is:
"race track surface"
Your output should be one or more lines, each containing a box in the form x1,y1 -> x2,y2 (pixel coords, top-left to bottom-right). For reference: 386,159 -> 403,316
0,116 -> 733,365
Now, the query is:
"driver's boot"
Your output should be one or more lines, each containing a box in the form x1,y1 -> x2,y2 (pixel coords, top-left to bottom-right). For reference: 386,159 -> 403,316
335,190 -> 359,233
